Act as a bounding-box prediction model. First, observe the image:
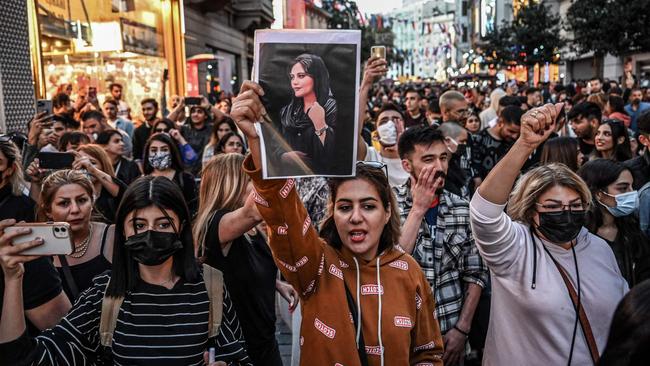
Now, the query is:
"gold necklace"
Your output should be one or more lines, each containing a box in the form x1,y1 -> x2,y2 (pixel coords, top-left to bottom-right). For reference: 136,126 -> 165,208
69,224 -> 94,259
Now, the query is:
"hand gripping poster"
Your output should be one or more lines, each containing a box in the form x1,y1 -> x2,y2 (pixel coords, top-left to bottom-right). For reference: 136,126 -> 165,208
253,30 -> 361,179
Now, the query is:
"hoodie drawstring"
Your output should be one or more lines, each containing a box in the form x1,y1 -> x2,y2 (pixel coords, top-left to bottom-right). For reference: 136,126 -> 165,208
353,257 -> 362,347
376,257 -> 384,366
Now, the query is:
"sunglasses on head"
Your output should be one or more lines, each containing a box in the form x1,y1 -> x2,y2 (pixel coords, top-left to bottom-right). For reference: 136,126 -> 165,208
357,161 -> 388,177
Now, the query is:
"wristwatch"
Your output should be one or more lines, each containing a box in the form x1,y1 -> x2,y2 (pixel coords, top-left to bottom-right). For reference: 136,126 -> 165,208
315,125 -> 329,136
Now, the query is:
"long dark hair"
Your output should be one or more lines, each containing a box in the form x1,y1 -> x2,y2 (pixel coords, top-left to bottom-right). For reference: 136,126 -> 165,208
289,53 -> 332,106
142,133 -> 184,174
319,164 -> 400,256
597,119 -> 632,162
540,137 -> 580,172
599,279 -> 650,365
578,159 -> 646,263
106,176 -> 199,297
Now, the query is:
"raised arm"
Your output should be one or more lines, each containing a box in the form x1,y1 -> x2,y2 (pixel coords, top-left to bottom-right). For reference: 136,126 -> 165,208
357,57 -> 388,161
214,193 -> 263,247
470,104 -> 563,272
477,103 -> 563,204
232,81 -> 327,298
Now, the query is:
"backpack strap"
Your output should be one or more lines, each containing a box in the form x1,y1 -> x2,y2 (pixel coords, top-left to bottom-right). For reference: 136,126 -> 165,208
202,263 -> 224,338
99,279 -> 124,347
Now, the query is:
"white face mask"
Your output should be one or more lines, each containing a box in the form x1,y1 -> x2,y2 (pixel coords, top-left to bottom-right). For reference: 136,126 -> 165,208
377,120 -> 398,146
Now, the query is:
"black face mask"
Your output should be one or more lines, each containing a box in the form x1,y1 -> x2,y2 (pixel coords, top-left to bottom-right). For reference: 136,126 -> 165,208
455,144 -> 467,159
124,230 -> 183,266
537,210 -> 586,244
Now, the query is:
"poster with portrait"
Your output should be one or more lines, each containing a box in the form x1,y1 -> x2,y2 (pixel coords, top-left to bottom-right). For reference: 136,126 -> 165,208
253,30 -> 361,179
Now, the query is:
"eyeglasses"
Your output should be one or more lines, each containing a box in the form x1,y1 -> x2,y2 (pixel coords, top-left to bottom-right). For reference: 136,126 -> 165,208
535,202 -> 585,212
357,161 -> 388,177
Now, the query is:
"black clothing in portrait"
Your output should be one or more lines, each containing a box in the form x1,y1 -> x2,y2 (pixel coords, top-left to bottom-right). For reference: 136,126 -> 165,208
278,96 -> 337,175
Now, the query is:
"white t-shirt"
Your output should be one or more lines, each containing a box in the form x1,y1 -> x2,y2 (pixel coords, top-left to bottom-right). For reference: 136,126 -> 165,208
469,192 -> 628,366
364,144 -> 410,187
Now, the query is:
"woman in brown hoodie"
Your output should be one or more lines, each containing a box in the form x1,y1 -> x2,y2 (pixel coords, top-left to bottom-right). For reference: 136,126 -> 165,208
231,81 -> 444,366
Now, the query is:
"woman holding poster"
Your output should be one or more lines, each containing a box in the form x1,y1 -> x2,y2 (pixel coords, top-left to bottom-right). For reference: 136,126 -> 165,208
279,54 -> 338,174
231,80 -> 444,366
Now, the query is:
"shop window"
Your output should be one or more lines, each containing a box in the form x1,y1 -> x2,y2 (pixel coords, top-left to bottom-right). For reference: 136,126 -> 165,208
36,0 -> 168,120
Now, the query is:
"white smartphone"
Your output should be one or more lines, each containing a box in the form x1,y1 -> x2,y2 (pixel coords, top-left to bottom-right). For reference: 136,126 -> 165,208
6,222 -> 74,256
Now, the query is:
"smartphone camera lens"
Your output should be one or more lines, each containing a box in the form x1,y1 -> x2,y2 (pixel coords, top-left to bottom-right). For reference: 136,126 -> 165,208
61,227 -> 67,232
54,227 -> 60,233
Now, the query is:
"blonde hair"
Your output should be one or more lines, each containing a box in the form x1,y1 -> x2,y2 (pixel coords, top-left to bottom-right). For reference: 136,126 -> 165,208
38,169 -> 94,221
507,163 -> 592,226
0,140 -> 27,196
193,153 -> 248,254
77,144 -> 115,177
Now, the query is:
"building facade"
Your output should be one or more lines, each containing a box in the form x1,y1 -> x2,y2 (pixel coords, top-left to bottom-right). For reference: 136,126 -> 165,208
184,0 -> 273,101
387,0 -> 472,80
0,0 -> 37,132
28,0 -> 186,116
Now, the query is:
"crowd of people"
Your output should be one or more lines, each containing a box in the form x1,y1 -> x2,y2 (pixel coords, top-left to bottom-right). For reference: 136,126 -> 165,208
0,55 -> 649,365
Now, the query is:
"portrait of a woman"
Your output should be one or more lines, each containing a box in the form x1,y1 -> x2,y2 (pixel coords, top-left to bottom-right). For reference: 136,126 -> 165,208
278,53 -> 338,175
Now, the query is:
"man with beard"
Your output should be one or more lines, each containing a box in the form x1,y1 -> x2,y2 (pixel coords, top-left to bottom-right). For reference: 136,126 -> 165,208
625,88 -> 650,132
133,98 -> 160,161
568,101 -> 601,157
394,125 -> 488,366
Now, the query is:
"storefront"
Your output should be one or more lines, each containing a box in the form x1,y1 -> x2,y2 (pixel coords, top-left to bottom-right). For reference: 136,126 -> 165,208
28,0 -> 186,114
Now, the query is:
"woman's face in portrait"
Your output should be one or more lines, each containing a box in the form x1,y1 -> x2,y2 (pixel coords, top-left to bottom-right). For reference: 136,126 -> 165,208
290,63 -> 314,99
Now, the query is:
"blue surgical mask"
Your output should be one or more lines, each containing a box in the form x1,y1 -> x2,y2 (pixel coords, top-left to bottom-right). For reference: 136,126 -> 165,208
599,190 -> 638,217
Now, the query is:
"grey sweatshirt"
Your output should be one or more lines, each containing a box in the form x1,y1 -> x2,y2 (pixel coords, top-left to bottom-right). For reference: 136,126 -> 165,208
469,192 -> 628,366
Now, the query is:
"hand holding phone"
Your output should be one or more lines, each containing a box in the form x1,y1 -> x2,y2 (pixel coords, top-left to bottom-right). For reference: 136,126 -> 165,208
371,46 -> 386,60
184,97 -> 202,106
0,220 -> 47,279
36,99 -> 53,116
37,152 -> 75,170
5,222 -> 73,256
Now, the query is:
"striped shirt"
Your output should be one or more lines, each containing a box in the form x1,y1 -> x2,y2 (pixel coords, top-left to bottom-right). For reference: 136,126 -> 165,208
0,272 -> 252,365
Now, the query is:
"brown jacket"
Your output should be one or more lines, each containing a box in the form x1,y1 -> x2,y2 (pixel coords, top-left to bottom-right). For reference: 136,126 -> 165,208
244,156 -> 444,366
